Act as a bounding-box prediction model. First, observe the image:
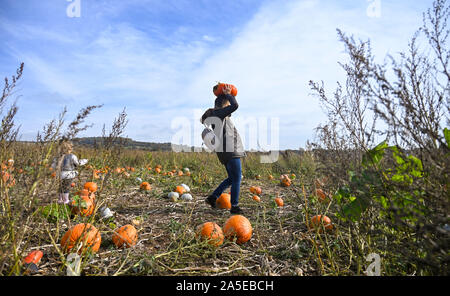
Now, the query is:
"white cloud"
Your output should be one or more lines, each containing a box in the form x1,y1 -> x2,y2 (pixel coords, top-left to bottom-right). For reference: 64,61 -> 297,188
4,0 -> 431,148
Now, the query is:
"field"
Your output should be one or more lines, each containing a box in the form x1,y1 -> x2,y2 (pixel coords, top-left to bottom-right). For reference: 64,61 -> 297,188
2,147 -> 350,276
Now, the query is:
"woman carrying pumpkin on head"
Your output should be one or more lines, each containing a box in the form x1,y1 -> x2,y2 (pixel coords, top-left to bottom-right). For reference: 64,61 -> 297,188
201,83 -> 246,214
51,140 -> 88,204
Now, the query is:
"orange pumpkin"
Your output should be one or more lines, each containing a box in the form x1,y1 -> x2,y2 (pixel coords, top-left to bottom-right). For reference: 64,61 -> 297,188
223,215 -> 252,244
280,174 -> 291,187
315,188 -> 329,203
213,83 -> 238,97
112,224 -> 138,248
249,186 -> 262,195
60,223 -> 101,254
71,195 -> 95,217
77,189 -> 95,202
268,175 -> 274,180
252,195 -> 261,202
84,182 -> 98,193
140,182 -> 152,191
275,196 -> 284,207
177,170 -> 184,176
23,250 -> 43,265
216,193 -> 231,209
175,185 -> 186,195
310,215 -> 333,231
197,222 -> 224,247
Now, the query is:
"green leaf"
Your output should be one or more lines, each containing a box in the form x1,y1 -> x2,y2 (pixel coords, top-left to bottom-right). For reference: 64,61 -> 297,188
362,140 -> 388,168
341,197 -> 369,221
444,128 -> 450,149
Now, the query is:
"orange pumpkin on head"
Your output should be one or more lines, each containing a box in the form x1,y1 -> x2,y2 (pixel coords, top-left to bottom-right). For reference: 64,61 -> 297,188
213,83 -> 238,97
197,222 -> 224,247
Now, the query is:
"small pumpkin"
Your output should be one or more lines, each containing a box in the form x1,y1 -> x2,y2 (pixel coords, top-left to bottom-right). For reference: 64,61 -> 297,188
249,186 -> 262,195
167,192 -> 179,201
180,183 -> 190,192
268,174 -> 274,180
216,193 -> 231,209
310,215 -> 333,231
252,195 -> 261,202
315,188 -> 329,203
23,250 -> 43,265
140,182 -> 152,191
175,185 -> 186,195
71,195 -> 95,217
112,224 -> 138,248
60,223 -> 101,254
83,182 -> 98,193
223,215 -> 252,244
197,222 -> 224,247
274,196 -> 284,207
180,193 -> 193,201
213,83 -> 238,97
280,174 -> 291,187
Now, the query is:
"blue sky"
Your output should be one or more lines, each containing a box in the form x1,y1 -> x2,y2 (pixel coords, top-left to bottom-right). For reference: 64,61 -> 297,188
0,0 -> 434,150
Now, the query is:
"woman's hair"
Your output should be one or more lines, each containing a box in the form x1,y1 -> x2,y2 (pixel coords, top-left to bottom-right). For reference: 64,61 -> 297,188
214,97 -> 230,109
61,141 -> 73,154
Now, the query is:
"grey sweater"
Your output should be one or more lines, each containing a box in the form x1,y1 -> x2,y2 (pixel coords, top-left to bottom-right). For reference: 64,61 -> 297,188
209,94 -> 246,165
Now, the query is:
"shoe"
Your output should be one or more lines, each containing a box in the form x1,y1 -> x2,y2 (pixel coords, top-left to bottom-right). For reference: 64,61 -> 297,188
205,195 -> 217,208
230,206 -> 243,215
57,193 -> 64,204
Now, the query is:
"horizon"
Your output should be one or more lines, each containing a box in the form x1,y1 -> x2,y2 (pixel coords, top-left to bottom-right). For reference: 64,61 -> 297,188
0,0 -> 433,150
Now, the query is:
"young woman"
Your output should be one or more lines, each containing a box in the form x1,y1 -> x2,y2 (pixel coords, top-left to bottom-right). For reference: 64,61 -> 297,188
201,84 -> 246,214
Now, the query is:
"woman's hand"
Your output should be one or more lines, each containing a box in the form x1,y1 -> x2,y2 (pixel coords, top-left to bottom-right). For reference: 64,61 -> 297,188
222,84 -> 232,95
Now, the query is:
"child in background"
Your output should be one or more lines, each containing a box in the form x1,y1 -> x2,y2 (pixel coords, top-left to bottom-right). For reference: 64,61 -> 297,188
201,84 -> 246,214
52,140 -> 87,204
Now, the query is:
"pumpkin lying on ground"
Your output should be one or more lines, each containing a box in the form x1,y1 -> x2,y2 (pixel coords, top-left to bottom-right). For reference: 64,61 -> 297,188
84,182 -> 98,193
280,174 -> 292,187
140,182 -> 151,191
223,215 -> 252,244
252,195 -> 261,202
249,186 -> 262,195
216,193 -> 231,209
274,195 -> 284,207
167,192 -> 179,201
175,185 -> 186,195
60,223 -> 101,254
197,222 -> 224,247
315,188 -> 330,203
70,195 -> 95,217
310,215 -> 333,231
112,224 -> 138,248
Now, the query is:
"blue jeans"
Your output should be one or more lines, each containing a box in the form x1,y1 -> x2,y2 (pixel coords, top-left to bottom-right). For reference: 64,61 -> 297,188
212,158 -> 242,207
